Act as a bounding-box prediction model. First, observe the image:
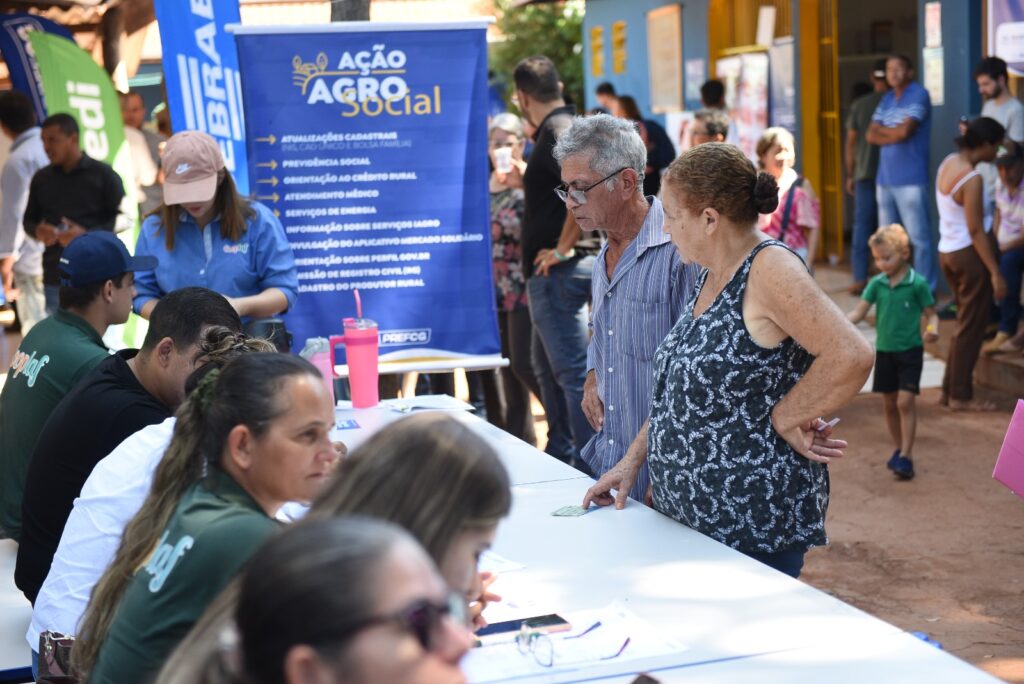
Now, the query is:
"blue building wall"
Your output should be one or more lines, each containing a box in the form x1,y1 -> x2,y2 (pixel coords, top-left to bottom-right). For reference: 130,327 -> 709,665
918,0 -> 982,279
582,0 -> 710,124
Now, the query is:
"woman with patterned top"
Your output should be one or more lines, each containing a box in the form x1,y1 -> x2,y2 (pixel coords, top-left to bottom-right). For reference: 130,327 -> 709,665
583,143 -> 873,578
757,127 -> 821,269
479,113 -> 541,445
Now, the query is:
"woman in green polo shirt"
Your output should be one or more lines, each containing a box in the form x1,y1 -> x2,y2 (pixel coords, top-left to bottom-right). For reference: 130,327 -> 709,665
155,414 -> 512,684
165,518 -> 473,684
73,353 -> 338,683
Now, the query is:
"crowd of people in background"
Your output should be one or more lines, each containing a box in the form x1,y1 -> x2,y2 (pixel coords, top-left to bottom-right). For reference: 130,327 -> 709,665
0,44 -> 1020,684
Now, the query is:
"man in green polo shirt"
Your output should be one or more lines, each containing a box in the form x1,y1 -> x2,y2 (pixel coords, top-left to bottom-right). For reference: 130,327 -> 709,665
0,232 -> 156,540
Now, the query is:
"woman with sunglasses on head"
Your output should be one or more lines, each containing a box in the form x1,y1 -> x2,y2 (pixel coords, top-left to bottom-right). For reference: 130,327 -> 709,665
73,353 -> 339,683
133,131 -> 298,321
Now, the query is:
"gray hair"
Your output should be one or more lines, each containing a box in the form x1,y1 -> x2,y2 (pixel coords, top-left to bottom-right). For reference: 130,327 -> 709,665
694,108 -> 731,139
553,114 -> 646,191
490,112 -> 524,139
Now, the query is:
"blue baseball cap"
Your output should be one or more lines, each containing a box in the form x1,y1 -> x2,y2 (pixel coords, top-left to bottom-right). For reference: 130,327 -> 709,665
58,232 -> 158,287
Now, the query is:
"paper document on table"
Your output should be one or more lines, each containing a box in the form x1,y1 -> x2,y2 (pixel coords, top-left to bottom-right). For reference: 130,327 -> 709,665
479,550 -> 525,575
381,395 -> 476,412
463,602 -> 687,683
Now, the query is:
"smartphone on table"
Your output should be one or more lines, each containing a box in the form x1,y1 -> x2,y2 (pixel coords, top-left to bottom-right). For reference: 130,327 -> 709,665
475,613 -> 571,637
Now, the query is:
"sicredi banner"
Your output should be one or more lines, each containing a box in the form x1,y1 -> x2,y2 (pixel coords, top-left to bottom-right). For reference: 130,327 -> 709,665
0,13 -> 73,122
230,21 -> 499,361
28,31 -> 145,349
154,0 -> 249,194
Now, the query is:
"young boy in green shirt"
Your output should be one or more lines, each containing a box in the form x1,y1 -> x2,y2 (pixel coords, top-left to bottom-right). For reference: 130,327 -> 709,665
848,224 -> 939,480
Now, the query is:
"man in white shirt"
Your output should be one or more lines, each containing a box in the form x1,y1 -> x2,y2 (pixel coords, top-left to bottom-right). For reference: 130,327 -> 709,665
0,91 -> 49,332
119,91 -> 164,215
975,57 -> 1024,225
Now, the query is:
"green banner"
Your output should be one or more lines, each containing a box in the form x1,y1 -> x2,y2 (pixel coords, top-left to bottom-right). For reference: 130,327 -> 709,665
28,31 -> 146,347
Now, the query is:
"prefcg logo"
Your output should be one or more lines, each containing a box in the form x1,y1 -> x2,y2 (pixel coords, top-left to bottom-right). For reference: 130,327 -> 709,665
379,328 -> 431,346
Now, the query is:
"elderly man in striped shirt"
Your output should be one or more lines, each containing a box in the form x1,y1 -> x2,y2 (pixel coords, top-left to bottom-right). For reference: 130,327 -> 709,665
554,115 -> 699,502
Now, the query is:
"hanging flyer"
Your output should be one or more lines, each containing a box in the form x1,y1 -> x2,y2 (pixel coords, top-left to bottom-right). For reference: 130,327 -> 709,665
230,21 -> 499,361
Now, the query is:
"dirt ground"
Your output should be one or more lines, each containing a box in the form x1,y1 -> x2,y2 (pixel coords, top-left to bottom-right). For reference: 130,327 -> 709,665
799,388 -> 1024,682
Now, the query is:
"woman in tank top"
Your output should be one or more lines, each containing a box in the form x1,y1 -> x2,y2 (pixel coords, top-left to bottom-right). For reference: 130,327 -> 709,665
935,117 -> 1006,411
582,144 -> 873,578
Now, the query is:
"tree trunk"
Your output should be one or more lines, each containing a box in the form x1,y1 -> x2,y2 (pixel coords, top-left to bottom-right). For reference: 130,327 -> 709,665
331,0 -> 371,21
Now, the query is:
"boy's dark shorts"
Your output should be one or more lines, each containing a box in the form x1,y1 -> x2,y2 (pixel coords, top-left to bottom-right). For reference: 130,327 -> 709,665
873,346 -> 924,394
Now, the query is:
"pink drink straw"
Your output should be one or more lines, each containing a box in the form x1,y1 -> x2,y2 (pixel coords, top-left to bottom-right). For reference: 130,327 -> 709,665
354,289 -> 363,319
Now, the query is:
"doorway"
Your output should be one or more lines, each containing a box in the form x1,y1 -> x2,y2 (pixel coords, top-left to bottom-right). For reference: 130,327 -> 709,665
837,0 -> 919,246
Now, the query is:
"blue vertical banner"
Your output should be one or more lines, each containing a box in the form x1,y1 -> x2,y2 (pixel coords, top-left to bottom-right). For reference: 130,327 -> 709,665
154,0 -> 249,194
0,14 -> 73,122
230,22 -> 499,360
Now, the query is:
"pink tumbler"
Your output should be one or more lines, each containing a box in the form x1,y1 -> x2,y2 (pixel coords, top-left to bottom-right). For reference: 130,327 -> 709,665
330,317 -> 379,408
299,337 -> 336,406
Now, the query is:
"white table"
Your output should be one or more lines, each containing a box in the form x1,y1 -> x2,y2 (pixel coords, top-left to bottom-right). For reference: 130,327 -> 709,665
333,354 -> 509,377
621,631 -> 1002,683
337,406 -> 1000,683
334,406 -> 588,486
0,539 -> 31,681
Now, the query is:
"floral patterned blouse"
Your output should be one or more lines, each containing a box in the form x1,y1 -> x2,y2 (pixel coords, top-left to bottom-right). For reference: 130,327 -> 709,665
647,240 -> 828,554
491,187 -> 529,312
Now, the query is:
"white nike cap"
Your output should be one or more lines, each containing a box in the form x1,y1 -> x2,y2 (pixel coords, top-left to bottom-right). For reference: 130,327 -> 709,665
161,130 -> 226,206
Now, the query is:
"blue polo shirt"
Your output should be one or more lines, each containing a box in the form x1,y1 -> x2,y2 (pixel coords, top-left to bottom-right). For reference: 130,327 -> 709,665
133,201 -> 298,314
872,81 -> 932,187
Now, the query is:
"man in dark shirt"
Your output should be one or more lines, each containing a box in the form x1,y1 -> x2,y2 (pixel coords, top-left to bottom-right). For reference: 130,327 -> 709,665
23,112 -> 125,314
15,287 -> 242,603
845,59 -> 888,294
513,56 -> 597,468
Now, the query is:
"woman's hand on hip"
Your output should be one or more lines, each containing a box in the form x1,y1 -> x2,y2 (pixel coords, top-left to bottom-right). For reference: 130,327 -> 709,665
773,415 -> 847,464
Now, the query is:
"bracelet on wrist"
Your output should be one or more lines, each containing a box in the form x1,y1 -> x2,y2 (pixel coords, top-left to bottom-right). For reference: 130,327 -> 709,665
553,248 -> 575,262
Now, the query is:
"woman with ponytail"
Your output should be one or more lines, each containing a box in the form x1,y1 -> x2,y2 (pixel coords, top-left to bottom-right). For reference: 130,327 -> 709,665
74,352 -> 338,683
28,328 -> 274,663
156,413 -> 509,684
935,116 -> 1006,410
583,143 -> 873,578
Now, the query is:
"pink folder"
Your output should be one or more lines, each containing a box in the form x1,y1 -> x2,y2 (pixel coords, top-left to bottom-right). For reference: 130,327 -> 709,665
993,399 -> 1024,498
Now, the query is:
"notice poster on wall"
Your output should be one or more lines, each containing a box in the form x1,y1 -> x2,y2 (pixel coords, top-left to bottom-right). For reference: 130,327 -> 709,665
230,22 -> 500,361
735,52 -> 769,162
685,58 -> 705,104
989,0 -> 1024,76
646,5 -> 682,114
769,37 -> 796,134
664,110 -> 695,157
922,47 -> 944,107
